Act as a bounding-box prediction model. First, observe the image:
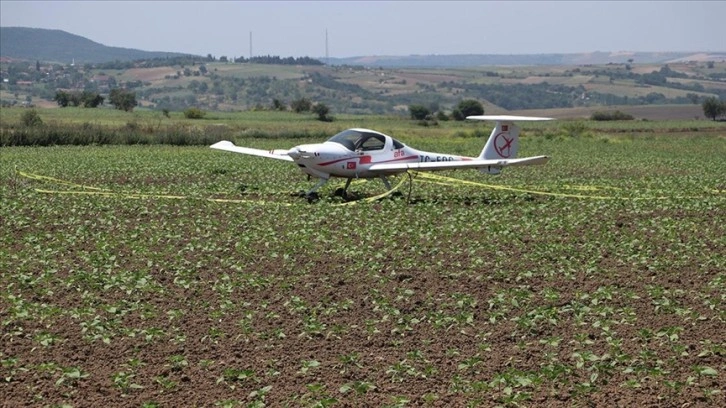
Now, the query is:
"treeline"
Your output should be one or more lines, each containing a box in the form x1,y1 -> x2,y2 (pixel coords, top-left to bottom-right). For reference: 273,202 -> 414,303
233,55 -> 324,66
92,55 -> 324,70
94,56 -> 207,70
53,90 -> 104,108
53,89 -> 137,111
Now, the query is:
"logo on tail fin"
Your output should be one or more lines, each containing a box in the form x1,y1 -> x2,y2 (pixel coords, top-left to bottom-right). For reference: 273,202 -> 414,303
494,133 -> 514,158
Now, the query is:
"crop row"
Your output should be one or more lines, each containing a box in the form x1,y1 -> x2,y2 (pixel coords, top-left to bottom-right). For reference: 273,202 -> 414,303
1,132 -> 724,407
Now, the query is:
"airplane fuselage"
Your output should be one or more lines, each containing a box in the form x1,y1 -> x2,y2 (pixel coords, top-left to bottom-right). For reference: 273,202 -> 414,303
291,137 -> 472,180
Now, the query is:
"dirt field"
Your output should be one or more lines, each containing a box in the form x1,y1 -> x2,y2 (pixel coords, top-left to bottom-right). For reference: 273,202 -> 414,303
2,133 -> 725,407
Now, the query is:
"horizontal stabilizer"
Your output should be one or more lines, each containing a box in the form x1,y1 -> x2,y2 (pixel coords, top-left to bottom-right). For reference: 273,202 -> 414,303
210,141 -> 294,162
369,155 -> 550,173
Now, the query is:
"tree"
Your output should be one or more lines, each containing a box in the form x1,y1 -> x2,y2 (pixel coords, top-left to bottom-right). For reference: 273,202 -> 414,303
54,90 -> 72,107
312,103 -> 332,122
408,104 -> 430,120
80,91 -> 104,108
455,99 -> 484,119
451,109 -> 464,121
702,96 -> 725,121
109,88 -> 137,112
291,97 -> 312,113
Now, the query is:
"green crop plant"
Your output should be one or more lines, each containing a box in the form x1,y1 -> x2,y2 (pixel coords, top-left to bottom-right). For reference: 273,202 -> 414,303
2,120 -> 724,406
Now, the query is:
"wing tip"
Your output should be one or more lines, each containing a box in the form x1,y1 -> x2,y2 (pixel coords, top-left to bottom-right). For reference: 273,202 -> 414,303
210,140 -> 235,149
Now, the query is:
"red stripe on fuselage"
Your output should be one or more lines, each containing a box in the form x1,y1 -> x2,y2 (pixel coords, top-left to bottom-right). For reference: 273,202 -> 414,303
317,155 -> 419,167
375,155 -> 419,164
317,157 -> 356,166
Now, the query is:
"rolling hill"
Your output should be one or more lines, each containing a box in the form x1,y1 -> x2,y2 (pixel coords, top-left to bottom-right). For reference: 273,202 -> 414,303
330,52 -> 726,68
0,27 -> 196,64
3,26 -> 725,67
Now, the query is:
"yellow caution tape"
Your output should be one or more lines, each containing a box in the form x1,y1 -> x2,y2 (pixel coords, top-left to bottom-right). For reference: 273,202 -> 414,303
335,174 -> 408,206
411,171 -> 722,200
17,169 -> 723,204
17,170 -> 111,191
33,188 -> 186,200
20,170 -> 292,205
32,188 -> 293,206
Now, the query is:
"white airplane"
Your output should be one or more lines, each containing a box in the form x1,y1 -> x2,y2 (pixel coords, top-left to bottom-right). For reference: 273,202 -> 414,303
210,115 -> 553,201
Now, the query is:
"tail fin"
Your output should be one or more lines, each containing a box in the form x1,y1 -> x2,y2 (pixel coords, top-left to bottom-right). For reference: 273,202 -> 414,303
468,115 -> 553,175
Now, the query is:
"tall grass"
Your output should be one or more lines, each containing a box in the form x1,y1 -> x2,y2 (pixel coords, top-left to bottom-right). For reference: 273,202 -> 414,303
2,106 -> 723,147
0,122 -> 232,146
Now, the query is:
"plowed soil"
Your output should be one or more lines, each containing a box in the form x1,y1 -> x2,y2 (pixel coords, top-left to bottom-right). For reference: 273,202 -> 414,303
2,190 -> 724,408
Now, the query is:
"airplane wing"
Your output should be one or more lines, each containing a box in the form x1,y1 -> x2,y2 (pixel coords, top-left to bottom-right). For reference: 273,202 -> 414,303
368,155 -> 550,172
210,141 -> 294,162
466,115 -> 554,122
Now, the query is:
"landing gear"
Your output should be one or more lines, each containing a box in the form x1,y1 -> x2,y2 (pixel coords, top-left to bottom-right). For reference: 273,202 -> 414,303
294,190 -> 321,203
380,175 -> 392,190
292,178 -> 329,203
333,178 -> 354,201
305,192 -> 320,203
297,175 -> 397,203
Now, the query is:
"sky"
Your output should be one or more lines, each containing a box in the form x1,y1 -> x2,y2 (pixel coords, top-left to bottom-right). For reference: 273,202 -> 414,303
1,1 -> 724,59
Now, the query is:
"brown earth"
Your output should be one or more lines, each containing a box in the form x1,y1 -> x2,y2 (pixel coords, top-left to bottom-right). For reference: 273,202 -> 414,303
1,191 -> 724,408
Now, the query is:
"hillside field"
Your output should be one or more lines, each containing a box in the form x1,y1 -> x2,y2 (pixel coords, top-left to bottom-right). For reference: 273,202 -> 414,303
1,116 -> 725,407
3,58 -> 725,117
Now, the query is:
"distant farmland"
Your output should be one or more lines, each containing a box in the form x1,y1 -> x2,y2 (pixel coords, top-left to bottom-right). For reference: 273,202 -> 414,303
2,56 -> 724,116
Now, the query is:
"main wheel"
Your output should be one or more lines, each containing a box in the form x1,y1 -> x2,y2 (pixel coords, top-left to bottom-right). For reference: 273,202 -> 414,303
306,192 -> 320,203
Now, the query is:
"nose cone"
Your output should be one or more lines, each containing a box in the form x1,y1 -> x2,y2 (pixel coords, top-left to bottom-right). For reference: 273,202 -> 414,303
289,144 -> 324,160
287,147 -> 302,160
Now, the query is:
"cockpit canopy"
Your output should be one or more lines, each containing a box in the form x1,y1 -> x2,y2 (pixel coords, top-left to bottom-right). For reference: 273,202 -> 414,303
327,129 -> 404,152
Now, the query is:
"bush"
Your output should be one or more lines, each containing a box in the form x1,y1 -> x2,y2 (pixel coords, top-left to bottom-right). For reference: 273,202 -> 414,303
455,99 -> 484,119
408,104 -> 430,120
291,97 -> 312,113
312,103 -> 332,122
20,109 -> 43,127
590,110 -> 635,121
184,107 -> 206,119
